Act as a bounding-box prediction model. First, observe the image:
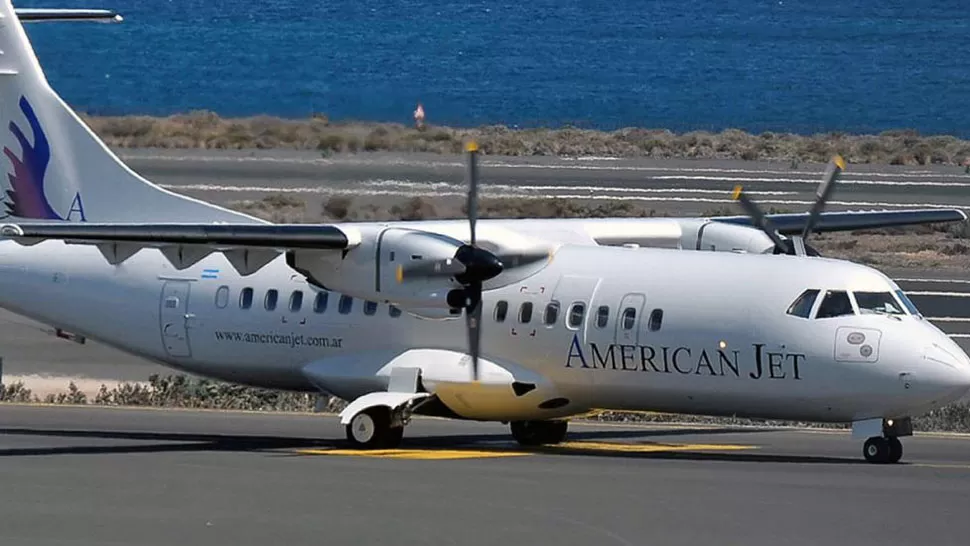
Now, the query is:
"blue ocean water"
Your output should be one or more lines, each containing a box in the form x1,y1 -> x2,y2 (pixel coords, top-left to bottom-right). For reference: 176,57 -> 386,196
16,0 -> 970,136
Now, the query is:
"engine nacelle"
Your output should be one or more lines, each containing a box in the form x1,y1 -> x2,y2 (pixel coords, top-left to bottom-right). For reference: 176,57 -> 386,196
680,219 -> 778,254
287,226 -> 471,309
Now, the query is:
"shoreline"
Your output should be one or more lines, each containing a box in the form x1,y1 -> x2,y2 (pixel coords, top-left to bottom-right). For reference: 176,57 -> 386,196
81,111 -> 970,167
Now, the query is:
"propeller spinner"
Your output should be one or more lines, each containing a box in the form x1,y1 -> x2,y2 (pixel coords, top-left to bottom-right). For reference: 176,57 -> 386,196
395,141 -> 549,381
732,155 -> 845,257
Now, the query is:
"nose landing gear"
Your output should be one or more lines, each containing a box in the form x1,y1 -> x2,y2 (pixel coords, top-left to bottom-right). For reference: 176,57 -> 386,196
854,417 -> 911,464
863,436 -> 903,464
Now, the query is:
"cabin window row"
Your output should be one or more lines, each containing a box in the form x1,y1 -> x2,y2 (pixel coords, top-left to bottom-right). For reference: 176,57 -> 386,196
215,286 -> 402,317
493,300 -> 664,331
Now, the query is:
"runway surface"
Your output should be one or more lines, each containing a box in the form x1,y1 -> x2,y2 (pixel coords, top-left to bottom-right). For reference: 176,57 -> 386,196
116,149 -> 970,216
0,405 -> 968,546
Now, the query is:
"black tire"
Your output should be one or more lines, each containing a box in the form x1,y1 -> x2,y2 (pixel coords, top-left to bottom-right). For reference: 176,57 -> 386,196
510,420 -> 568,446
345,407 -> 393,449
863,436 -> 890,464
888,437 -> 903,464
540,420 -> 568,444
385,426 -> 405,449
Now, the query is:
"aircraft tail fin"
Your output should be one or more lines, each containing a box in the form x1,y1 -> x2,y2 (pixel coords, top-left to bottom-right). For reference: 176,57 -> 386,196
0,1 -> 264,224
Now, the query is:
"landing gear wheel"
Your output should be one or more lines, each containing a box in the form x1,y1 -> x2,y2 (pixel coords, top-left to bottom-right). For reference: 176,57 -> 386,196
345,407 -> 403,449
863,436 -> 891,464
510,420 -> 568,446
888,437 -> 903,464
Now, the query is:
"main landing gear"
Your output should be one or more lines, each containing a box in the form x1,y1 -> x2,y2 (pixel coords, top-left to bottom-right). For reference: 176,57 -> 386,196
510,420 -> 569,446
338,368 -> 431,450
854,417 -> 912,464
345,406 -> 406,449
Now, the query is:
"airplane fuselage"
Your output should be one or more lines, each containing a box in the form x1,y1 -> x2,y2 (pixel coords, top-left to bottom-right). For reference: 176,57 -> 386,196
3,236 -> 967,425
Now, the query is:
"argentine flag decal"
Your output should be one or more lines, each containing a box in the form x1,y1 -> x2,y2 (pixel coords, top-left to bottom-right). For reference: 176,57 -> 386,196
201,268 -> 219,279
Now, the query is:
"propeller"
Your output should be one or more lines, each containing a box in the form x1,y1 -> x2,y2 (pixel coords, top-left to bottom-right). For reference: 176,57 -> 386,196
396,141 -> 550,381
732,155 -> 845,256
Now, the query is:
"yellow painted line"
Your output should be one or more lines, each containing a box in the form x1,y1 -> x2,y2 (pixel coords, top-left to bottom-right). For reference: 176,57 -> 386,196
911,463 -> 970,470
553,441 -> 756,453
295,448 -> 531,460
295,440 -> 754,459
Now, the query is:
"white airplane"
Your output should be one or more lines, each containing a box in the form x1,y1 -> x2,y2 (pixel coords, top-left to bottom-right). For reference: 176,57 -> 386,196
1,2 -> 969,465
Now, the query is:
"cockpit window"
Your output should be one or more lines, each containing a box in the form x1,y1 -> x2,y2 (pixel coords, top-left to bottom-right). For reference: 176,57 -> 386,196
787,289 -> 819,318
853,291 -> 905,315
815,290 -> 854,319
895,290 -> 921,316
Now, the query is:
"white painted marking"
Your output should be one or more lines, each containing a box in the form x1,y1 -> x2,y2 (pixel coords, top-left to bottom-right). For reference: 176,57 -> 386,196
124,153 -> 970,179
907,291 -> 970,298
649,175 -> 970,188
167,183 -> 962,209
926,317 -> 970,322
895,278 -> 970,284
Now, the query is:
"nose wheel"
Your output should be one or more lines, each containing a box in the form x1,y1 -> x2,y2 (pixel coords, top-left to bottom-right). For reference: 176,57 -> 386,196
863,436 -> 903,464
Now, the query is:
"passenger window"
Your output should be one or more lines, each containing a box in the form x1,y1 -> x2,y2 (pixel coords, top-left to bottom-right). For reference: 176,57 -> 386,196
519,302 -> 533,323
787,289 -> 819,319
596,306 -> 610,328
289,290 -> 303,312
215,285 -> 229,309
338,295 -> 353,314
264,289 -> 278,311
313,291 -> 329,313
544,302 -> 560,325
494,301 -> 508,323
240,287 -> 253,309
567,303 -> 586,329
648,309 -> 663,331
389,305 -> 402,318
815,290 -> 854,319
622,307 -> 636,330
364,301 -> 378,316
854,291 -> 905,315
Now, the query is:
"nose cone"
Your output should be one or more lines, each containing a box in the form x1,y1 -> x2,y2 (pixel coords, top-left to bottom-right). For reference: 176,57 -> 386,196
918,332 -> 970,401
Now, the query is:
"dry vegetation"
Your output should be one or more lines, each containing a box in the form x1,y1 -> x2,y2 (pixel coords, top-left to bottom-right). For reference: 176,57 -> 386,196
80,110 -> 970,166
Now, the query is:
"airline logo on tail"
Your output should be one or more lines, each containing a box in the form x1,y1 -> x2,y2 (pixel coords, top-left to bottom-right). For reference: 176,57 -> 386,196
2,95 -> 85,221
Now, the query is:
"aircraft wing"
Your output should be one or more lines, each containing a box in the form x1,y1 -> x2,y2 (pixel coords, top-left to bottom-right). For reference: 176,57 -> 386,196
14,8 -> 123,23
711,208 -> 967,235
0,223 -> 355,248
0,222 -> 359,274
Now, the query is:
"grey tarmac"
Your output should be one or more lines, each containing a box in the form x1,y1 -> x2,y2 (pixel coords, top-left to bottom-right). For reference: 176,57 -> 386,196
0,405 -> 969,546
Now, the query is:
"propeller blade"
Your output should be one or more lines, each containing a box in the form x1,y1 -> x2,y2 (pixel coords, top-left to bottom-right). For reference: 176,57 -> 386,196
732,185 -> 789,251
465,141 -> 479,247
801,155 -> 845,241
465,281 -> 483,381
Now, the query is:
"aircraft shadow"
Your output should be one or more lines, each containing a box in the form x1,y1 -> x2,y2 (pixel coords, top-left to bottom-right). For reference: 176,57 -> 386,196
0,425 -> 867,465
